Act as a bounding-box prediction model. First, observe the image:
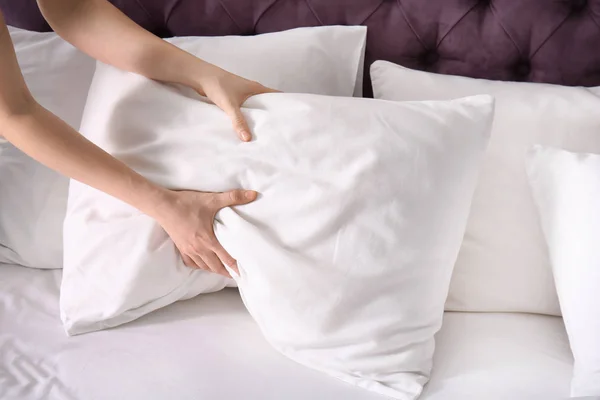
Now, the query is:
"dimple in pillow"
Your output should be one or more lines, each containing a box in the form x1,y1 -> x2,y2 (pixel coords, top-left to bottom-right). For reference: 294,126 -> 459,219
63,60 -> 494,399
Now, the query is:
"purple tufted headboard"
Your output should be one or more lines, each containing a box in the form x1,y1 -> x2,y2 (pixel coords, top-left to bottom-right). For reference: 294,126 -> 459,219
2,0 -> 600,96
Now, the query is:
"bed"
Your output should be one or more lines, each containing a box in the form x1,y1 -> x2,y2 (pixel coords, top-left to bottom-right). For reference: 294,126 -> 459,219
1,263 -> 573,400
2,0 -> 600,399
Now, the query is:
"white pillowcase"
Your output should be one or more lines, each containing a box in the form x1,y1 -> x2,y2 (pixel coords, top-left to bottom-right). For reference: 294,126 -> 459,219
63,60 -> 494,399
0,27 -> 96,269
371,60 -> 600,316
0,26 -> 366,269
527,146 -> 600,398
167,26 -> 366,97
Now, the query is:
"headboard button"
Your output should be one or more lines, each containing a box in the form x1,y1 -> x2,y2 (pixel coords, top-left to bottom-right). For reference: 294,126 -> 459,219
514,60 -> 531,79
421,50 -> 440,66
571,0 -> 587,12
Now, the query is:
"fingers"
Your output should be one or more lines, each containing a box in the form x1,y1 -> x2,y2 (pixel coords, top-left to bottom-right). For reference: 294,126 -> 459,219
213,243 -> 239,276
179,244 -> 236,279
189,253 -> 208,272
181,253 -> 198,269
202,251 -> 230,278
229,107 -> 252,142
216,189 -> 258,209
226,85 -> 280,141
171,188 -> 256,278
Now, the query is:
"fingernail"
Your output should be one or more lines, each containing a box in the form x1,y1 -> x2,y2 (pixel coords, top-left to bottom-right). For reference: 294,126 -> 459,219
245,190 -> 257,200
242,131 -> 251,141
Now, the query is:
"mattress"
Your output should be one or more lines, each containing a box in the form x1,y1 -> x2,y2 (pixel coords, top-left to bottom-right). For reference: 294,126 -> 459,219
0,263 -> 573,400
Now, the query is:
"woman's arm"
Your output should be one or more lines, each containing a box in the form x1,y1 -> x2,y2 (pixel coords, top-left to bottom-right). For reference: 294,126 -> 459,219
0,13 -> 163,218
0,12 -> 253,276
37,0 -> 276,142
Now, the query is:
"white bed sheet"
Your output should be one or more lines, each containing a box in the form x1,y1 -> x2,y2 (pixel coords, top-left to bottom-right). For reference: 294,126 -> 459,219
0,264 -> 573,400
422,312 -> 573,400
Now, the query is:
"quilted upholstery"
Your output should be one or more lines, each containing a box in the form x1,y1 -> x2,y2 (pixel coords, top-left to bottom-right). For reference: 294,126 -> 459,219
2,0 -> 600,96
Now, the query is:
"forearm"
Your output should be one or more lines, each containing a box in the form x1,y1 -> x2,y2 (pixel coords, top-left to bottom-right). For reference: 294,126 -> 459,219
0,12 -> 34,118
37,0 -> 215,89
1,9 -> 170,218
2,101 -> 170,218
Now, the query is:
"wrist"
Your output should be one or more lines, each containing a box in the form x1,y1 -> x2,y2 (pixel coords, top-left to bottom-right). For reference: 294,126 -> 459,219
129,179 -> 174,222
142,40 -> 218,93
184,60 -> 224,95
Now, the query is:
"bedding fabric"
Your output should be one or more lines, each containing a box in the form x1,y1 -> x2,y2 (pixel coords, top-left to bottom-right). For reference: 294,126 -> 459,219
527,146 -> 600,397
62,60 -> 494,398
0,264 -> 573,400
370,60 -> 600,316
0,25 -> 366,270
0,27 -> 96,269
422,312 -> 573,400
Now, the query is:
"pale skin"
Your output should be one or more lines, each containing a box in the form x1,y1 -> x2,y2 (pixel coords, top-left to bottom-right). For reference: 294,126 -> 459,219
0,1 -> 277,277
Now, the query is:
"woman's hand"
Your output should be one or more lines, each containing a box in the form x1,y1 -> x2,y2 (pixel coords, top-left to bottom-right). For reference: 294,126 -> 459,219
194,65 -> 278,142
153,189 -> 258,277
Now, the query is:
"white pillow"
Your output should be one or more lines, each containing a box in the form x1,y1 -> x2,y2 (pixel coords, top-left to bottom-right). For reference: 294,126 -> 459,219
370,60 -> 600,316
0,27 -> 96,269
527,146 -> 600,398
167,26 -> 367,97
63,60 -> 494,399
0,26 -> 366,269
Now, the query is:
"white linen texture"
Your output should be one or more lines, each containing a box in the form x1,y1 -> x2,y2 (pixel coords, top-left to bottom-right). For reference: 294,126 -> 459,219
370,60 -> 600,316
0,25 -> 366,269
527,146 -> 600,398
62,61 -> 494,399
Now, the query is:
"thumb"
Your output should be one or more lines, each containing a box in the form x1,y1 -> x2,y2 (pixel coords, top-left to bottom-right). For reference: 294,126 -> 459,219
217,189 -> 258,209
228,107 -> 252,142
262,86 -> 282,94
